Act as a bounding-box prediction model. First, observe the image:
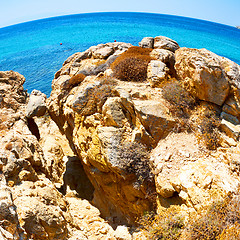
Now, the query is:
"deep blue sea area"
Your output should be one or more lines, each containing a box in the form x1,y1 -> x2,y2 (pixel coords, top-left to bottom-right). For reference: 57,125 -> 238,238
0,12 -> 240,96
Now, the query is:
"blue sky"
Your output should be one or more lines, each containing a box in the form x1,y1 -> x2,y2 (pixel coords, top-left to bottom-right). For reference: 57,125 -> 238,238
1,0 -> 239,28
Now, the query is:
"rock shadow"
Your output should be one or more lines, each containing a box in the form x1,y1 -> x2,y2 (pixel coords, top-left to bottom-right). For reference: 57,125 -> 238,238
26,117 -> 40,141
59,156 -> 94,201
158,192 -> 185,208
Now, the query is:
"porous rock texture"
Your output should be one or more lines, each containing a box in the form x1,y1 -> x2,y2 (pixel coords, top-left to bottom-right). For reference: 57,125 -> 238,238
1,36 -> 240,239
0,71 -> 116,239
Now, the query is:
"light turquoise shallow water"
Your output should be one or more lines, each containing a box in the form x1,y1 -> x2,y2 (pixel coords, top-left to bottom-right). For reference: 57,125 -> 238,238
0,12 -> 239,96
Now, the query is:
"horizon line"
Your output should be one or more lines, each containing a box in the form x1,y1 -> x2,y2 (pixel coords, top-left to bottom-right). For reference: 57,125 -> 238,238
0,11 -> 237,30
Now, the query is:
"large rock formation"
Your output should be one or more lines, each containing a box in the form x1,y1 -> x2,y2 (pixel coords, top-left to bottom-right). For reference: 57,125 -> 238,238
175,47 -> 230,106
1,36 -> 240,239
0,71 -> 117,239
47,44 -> 173,223
47,38 -> 240,224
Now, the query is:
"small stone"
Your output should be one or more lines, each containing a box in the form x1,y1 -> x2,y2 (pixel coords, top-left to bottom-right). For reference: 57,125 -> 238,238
220,119 -> 240,140
179,190 -> 188,201
221,112 -> 240,125
114,226 -> 132,240
26,90 -> 47,118
139,37 -> 154,48
154,36 -> 179,52
164,153 -> 172,161
99,227 -> 108,234
156,176 -> 175,198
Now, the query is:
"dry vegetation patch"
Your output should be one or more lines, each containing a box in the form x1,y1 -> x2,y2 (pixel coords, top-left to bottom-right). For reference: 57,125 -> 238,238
111,46 -> 152,82
138,192 -> 240,240
161,79 -> 222,150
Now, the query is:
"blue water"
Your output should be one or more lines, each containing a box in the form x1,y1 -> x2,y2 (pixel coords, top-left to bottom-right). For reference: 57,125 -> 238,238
0,12 -> 240,96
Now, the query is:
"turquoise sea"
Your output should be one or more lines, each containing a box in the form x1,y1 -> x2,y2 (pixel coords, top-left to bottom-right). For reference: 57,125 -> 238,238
0,12 -> 240,96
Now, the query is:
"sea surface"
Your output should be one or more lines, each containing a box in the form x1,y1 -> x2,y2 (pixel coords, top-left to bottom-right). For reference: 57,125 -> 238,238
0,12 -> 240,96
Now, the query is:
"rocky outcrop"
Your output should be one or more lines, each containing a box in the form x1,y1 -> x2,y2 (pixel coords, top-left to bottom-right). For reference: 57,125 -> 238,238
139,36 -> 180,52
48,77 -> 171,223
0,71 -> 121,239
1,36 -> 240,239
47,38 -> 240,227
154,36 -> 180,52
175,48 -> 230,106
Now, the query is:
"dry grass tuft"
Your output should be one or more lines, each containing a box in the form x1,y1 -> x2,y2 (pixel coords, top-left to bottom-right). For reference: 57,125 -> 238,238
137,191 -> 240,239
111,46 -> 152,82
161,79 -> 221,150
187,192 -> 240,239
69,73 -> 86,87
162,79 -> 195,118
138,207 -> 184,240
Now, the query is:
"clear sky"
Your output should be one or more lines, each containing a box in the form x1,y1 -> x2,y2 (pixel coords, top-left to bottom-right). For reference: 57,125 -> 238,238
1,0 -> 239,28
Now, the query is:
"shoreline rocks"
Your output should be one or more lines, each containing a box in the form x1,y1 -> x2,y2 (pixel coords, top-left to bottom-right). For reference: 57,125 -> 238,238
1,35 -> 240,239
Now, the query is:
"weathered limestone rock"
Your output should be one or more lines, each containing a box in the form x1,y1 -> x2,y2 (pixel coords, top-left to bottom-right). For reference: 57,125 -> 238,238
150,48 -> 176,77
220,119 -> 240,140
0,179 -> 21,240
147,60 -> 170,87
71,79 -> 102,115
155,175 -> 176,198
102,97 -> 129,128
92,46 -> 114,59
139,37 -> 154,48
151,132 -> 240,210
26,89 -> 47,118
133,99 -> 175,145
222,95 -> 240,117
154,36 -> 179,52
221,57 -> 240,89
171,157 -> 239,209
65,197 -> 115,239
150,48 -> 175,62
0,71 -> 27,111
175,47 -> 230,106
13,182 -> 67,239
0,70 -> 119,239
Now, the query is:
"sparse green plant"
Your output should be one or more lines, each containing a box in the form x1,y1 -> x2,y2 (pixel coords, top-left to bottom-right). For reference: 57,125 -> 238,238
111,46 -> 152,82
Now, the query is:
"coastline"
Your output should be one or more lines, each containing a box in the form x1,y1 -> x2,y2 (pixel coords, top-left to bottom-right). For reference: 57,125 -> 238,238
1,36 -> 240,239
